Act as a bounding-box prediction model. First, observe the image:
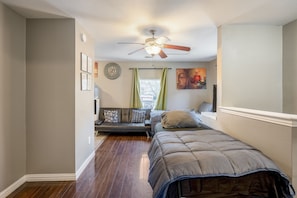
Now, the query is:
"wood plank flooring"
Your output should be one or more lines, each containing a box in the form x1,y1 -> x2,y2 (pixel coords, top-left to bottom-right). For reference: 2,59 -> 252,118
8,133 -> 153,198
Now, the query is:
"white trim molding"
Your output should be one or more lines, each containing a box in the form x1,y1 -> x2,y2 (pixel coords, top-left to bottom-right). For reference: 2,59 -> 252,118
26,173 -> 76,182
0,176 -> 26,198
0,174 -> 76,198
76,151 -> 95,179
201,112 -> 217,120
0,150 -> 96,198
220,106 -> 297,127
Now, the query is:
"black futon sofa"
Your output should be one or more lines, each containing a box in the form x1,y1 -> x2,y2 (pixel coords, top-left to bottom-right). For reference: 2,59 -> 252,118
95,107 -> 151,136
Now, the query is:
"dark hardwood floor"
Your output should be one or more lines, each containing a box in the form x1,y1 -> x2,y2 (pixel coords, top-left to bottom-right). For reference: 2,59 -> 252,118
8,133 -> 153,198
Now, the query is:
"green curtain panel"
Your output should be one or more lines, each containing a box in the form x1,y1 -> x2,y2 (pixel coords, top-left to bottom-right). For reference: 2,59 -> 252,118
155,68 -> 168,110
130,68 -> 143,108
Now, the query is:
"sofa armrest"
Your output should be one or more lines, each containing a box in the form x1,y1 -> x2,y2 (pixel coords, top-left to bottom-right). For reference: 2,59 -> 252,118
95,119 -> 104,125
145,119 -> 151,126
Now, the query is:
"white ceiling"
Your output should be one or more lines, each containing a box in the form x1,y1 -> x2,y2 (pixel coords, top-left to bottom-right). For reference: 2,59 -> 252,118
2,0 -> 297,62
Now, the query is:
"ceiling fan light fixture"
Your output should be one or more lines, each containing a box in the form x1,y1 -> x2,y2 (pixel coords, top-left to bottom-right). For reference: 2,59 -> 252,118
145,45 -> 161,55
155,36 -> 169,44
119,28 -> 190,58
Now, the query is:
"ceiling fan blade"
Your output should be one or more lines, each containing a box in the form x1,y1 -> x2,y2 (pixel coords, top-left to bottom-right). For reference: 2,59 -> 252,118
118,42 -> 145,45
163,44 -> 191,51
128,47 -> 145,55
159,50 -> 168,59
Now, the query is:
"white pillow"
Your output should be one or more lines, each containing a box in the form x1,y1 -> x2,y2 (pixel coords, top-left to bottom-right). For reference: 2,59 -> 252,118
197,102 -> 213,113
104,110 -> 119,123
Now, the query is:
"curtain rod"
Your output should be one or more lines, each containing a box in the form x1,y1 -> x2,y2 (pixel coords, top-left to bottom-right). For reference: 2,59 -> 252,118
129,67 -> 172,70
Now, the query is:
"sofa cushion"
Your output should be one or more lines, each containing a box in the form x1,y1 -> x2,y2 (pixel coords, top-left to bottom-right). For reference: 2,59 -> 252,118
95,122 -> 146,132
131,110 -> 146,123
104,110 -> 120,123
121,108 -> 130,123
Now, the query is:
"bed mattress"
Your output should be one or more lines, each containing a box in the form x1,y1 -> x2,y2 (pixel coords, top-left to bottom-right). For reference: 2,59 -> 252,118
148,130 -> 295,198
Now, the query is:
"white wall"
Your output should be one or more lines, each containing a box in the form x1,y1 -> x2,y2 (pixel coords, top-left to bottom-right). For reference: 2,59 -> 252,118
94,61 -> 217,110
283,20 -> 297,114
207,23 -> 297,191
0,3 -> 26,192
219,25 -> 283,112
202,109 -> 297,192
75,23 -> 95,172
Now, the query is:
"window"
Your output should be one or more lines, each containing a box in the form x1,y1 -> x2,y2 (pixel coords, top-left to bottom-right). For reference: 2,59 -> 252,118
140,79 -> 160,109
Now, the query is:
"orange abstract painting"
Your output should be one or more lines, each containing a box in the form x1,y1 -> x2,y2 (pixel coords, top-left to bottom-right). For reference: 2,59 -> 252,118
176,68 -> 206,89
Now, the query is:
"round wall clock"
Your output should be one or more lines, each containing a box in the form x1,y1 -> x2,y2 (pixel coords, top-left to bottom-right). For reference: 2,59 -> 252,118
104,62 -> 121,80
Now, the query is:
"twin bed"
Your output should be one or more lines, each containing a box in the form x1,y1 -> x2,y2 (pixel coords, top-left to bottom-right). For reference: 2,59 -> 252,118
148,110 -> 295,198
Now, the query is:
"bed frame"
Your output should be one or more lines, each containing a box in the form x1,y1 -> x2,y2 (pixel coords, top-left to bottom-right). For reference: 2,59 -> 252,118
148,130 -> 295,198
168,171 -> 283,198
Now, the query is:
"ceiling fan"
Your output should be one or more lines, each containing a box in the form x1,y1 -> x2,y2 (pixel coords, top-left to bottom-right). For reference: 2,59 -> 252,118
118,29 -> 191,59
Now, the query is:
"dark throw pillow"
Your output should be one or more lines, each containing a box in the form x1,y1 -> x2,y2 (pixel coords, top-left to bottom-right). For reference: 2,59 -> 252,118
104,110 -> 119,123
131,110 -> 146,123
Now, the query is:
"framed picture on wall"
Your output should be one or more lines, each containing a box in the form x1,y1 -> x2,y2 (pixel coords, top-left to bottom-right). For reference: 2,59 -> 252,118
94,61 -> 98,78
87,56 -> 93,73
176,68 -> 207,89
81,53 -> 87,72
87,74 -> 92,90
81,73 -> 88,91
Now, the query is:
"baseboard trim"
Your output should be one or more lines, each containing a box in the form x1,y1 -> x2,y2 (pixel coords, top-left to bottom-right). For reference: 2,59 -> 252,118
76,151 -> 95,179
26,173 -> 76,182
0,173 -> 76,198
0,176 -> 26,198
0,150 -> 96,198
